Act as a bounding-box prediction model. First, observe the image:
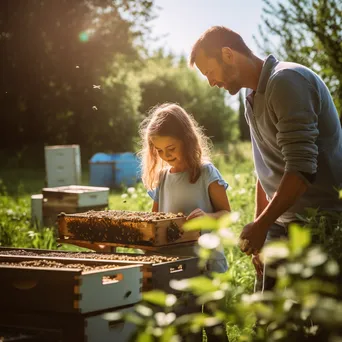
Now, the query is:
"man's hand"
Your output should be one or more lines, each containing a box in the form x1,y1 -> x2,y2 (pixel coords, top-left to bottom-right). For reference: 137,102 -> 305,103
239,221 -> 269,255
186,208 -> 207,220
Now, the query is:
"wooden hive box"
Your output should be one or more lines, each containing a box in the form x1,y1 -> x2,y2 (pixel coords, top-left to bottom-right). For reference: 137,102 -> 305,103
0,304 -> 137,342
42,185 -> 109,227
0,257 -> 142,314
44,144 -> 81,188
0,248 -> 201,294
57,210 -> 201,251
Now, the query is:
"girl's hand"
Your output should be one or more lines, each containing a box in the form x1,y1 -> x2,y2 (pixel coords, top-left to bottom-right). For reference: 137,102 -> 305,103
186,208 -> 207,220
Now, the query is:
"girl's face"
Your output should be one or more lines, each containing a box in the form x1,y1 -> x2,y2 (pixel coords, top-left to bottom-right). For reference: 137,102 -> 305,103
150,135 -> 186,171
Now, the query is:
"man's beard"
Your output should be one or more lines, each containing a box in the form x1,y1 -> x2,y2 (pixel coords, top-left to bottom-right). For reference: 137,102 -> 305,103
221,63 -> 239,94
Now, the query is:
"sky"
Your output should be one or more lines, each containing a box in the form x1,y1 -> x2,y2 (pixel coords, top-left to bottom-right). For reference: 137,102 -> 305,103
149,0 -> 265,57
148,0 -> 266,108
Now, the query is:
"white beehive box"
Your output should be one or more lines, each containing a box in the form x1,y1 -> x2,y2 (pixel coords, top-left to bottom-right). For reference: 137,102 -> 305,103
45,145 -> 81,188
42,185 -> 110,226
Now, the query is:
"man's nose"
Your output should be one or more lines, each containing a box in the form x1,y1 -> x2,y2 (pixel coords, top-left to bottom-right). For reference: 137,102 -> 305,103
165,150 -> 171,158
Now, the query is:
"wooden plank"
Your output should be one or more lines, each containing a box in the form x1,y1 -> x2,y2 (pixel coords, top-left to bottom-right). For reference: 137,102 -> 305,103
57,238 -> 197,252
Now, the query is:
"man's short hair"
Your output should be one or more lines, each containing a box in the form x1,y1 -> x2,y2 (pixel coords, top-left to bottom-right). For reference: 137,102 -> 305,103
189,26 -> 252,67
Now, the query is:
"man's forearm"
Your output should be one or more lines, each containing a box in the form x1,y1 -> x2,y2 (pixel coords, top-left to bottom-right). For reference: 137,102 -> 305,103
255,171 -> 308,227
255,179 -> 269,220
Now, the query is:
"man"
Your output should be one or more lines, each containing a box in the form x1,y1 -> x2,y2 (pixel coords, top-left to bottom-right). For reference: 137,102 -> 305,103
189,26 -> 342,291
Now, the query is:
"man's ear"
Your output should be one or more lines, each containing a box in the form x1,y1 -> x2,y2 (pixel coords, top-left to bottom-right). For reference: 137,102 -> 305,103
221,47 -> 234,64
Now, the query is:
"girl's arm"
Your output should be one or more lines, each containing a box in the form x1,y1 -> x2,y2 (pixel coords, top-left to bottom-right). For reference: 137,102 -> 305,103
152,201 -> 159,212
187,181 -> 231,220
208,180 -> 231,218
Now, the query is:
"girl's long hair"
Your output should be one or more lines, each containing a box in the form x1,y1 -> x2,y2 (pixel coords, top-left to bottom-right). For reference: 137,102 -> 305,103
139,103 -> 211,190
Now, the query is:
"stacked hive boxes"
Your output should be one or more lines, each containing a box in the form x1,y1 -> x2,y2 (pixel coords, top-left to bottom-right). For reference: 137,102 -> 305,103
0,250 -> 142,342
31,145 -> 110,227
44,145 -> 81,188
0,247 -> 201,341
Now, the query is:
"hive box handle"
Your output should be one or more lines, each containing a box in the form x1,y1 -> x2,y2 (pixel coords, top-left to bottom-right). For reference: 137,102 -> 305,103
12,278 -> 38,290
102,273 -> 123,285
108,318 -> 125,331
169,264 -> 185,274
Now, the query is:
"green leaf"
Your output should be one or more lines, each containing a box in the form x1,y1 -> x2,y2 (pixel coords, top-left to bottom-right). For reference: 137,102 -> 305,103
186,276 -> 219,295
142,290 -> 176,307
198,233 -> 220,249
125,312 -> 146,326
135,304 -> 153,317
325,260 -> 340,276
160,326 -> 178,342
305,247 -> 328,268
196,290 -> 226,305
305,207 -> 320,218
137,332 -> 154,342
155,312 -> 176,327
170,276 -> 219,295
262,241 -> 289,262
183,216 -> 218,231
288,224 -> 311,256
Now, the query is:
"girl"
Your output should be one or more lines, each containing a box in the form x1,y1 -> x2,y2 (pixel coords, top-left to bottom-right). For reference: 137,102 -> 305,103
139,102 -> 231,274
140,103 -> 231,342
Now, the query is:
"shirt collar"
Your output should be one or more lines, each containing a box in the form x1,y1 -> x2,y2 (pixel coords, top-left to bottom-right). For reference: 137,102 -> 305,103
256,54 -> 279,94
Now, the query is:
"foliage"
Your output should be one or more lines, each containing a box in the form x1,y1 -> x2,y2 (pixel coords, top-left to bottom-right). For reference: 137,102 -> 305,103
138,51 -> 239,143
0,1 -> 238,166
110,218 -> 342,342
0,179 -> 55,249
0,0 -> 156,154
121,183 -> 152,212
245,225 -> 342,342
295,208 -> 342,265
255,0 -> 342,116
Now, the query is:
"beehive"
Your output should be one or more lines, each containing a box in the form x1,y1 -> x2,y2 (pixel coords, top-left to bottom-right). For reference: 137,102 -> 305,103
42,185 -> 109,226
44,145 -> 81,188
57,210 -> 200,250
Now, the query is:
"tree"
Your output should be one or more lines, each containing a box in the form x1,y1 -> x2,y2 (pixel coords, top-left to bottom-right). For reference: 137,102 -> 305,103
0,0 -> 155,154
139,52 -> 238,143
255,0 -> 342,118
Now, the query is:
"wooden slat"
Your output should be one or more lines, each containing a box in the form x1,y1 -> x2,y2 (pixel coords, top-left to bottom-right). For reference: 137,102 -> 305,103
57,238 -> 197,252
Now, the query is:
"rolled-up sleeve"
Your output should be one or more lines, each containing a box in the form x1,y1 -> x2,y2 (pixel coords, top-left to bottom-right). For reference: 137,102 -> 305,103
268,70 -> 319,175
